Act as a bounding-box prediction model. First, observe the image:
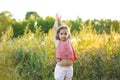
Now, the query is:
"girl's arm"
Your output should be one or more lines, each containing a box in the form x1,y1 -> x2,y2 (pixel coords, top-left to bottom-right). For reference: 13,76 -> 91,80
58,15 -> 72,40
54,13 -> 58,40
58,15 -> 66,26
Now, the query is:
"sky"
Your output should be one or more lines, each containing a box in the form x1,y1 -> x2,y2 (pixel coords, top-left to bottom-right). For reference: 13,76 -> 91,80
0,0 -> 120,21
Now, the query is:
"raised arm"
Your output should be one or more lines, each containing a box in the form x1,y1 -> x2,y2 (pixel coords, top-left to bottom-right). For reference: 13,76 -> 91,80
54,13 -> 67,40
54,13 -> 59,40
58,15 -> 72,40
57,14 -> 66,26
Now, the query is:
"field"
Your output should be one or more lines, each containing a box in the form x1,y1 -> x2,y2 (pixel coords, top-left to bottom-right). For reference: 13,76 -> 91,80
0,26 -> 120,80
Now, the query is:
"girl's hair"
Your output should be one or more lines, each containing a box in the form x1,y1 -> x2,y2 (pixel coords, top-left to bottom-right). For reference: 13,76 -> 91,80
56,25 -> 71,40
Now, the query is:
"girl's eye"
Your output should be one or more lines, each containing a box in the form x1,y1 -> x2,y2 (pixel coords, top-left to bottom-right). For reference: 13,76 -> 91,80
60,33 -> 63,35
60,33 -> 67,35
64,33 -> 67,35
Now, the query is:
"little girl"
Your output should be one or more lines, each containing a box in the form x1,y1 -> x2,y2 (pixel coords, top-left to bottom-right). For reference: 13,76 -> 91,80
54,13 -> 77,80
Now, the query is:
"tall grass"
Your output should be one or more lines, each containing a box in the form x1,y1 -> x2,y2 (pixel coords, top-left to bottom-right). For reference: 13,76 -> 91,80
0,26 -> 120,80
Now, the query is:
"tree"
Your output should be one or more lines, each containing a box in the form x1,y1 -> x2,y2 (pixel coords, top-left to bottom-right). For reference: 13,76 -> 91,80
25,11 -> 42,20
0,11 -> 13,37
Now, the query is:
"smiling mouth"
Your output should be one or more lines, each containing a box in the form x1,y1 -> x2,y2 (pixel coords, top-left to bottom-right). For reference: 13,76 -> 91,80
61,37 -> 66,40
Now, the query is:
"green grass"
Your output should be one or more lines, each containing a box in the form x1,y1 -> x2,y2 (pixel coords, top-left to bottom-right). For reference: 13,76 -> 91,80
0,26 -> 120,80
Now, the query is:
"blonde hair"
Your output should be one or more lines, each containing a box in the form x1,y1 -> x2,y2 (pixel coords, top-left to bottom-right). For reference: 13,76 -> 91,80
56,25 -> 71,40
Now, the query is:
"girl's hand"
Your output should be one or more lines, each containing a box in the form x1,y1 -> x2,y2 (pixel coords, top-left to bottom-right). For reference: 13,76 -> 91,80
55,13 -> 59,20
56,13 -> 61,23
58,16 -> 61,23
58,14 -> 61,23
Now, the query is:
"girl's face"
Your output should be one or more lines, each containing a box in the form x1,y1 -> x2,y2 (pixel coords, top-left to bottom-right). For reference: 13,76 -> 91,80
59,29 -> 68,40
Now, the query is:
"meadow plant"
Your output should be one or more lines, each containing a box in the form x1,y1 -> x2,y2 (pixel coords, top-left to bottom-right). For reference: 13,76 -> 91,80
0,26 -> 120,80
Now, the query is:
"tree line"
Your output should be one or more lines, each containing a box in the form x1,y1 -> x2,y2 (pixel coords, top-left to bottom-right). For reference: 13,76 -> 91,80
0,11 -> 120,38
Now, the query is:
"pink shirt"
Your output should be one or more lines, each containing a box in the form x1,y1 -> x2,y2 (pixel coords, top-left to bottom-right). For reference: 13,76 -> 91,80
56,40 -> 74,58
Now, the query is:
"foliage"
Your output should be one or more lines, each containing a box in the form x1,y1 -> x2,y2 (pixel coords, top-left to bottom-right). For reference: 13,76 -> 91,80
1,10 -> 120,80
0,26 -> 120,80
1,11 -> 120,38
0,11 -> 13,36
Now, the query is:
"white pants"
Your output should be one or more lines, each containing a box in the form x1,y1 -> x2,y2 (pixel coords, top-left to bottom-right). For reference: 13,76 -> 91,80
54,64 -> 73,80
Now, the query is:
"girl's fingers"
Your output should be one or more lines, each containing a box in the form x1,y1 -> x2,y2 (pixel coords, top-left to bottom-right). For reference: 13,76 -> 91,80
55,14 -> 59,21
56,13 -> 59,18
